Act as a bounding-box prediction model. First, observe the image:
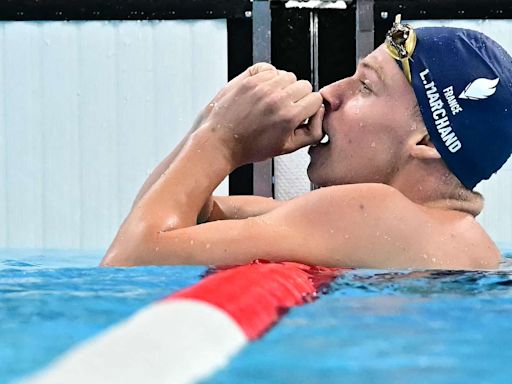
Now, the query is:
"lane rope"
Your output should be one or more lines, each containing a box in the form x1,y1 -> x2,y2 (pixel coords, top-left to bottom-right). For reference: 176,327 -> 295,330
24,261 -> 342,384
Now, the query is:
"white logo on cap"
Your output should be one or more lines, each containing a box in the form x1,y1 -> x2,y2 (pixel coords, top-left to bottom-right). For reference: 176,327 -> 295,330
459,77 -> 500,100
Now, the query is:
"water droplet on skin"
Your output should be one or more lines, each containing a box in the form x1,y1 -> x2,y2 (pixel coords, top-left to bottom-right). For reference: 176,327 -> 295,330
431,257 -> 437,263
344,234 -> 350,239
206,243 -> 211,249
190,240 -> 194,245
370,142 -> 376,148
329,228 -> 334,234
155,247 -> 159,252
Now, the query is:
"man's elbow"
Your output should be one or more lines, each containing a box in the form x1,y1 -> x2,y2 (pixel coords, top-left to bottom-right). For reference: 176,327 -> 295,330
100,222 -> 158,267
101,247 -> 131,267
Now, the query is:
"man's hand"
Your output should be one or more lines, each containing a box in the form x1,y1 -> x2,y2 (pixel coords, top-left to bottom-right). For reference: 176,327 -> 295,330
197,63 -> 324,166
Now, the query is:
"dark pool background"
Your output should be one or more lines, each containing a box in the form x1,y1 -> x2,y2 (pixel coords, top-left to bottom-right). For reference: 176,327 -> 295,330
1,246 -> 512,384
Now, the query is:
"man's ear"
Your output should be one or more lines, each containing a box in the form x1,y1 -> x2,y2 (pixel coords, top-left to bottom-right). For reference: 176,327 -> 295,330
410,133 -> 441,160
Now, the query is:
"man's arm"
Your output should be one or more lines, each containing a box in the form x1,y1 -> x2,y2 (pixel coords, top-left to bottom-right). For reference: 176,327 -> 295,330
130,65 -> 284,223
133,144 -> 283,222
101,183 -> 433,268
103,63 -> 323,266
198,195 -> 284,223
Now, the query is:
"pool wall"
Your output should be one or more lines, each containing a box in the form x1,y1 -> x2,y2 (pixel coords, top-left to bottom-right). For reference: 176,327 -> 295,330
0,6 -> 510,253
0,19 -> 228,250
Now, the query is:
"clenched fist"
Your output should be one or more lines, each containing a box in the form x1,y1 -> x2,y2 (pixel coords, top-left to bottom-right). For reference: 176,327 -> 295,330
196,62 -> 325,166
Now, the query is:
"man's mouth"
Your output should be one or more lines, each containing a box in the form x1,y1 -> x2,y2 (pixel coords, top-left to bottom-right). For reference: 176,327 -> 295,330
311,128 -> 330,147
319,131 -> 330,145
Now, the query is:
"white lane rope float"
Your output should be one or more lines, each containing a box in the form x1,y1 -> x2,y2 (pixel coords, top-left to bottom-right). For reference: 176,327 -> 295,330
24,261 -> 342,384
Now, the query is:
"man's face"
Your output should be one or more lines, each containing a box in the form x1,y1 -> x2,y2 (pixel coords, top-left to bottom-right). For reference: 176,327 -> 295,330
307,44 -> 421,187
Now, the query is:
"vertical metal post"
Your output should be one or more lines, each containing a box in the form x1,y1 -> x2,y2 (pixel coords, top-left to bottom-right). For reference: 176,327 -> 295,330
310,10 -> 320,92
252,0 -> 274,197
310,9 -> 320,191
356,0 -> 374,60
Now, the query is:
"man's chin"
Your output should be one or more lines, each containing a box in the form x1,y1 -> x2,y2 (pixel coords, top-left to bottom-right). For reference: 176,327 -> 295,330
306,165 -> 326,188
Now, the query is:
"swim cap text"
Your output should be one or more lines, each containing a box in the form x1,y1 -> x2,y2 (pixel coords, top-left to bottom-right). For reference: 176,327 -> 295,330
419,69 -> 462,153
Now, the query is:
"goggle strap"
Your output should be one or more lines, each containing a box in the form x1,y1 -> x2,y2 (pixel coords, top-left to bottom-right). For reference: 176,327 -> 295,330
401,58 -> 412,83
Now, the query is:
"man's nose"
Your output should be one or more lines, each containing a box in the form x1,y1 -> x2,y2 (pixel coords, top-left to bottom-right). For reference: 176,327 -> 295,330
319,79 -> 345,112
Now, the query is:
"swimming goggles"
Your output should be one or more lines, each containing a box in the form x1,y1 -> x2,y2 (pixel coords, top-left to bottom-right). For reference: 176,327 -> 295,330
385,14 -> 417,83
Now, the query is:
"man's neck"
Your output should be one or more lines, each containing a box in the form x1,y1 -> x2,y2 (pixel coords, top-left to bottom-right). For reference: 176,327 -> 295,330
390,163 -> 484,217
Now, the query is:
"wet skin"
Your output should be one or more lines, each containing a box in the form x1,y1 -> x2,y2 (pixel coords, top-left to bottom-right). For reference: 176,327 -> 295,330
102,47 -> 501,270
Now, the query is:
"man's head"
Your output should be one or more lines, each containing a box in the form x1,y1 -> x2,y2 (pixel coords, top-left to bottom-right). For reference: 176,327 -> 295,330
308,24 -> 512,191
308,43 -> 429,187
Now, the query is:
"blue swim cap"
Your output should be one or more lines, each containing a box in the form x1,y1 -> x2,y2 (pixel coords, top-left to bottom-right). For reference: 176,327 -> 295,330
389,25 -> 512,189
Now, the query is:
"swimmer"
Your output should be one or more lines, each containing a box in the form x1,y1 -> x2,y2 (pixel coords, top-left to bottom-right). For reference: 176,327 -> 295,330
101,19 -> 512,269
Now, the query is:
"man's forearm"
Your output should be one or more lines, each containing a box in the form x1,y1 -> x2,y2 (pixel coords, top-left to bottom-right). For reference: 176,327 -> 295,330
138,130 -> 232,224
131,112 -> 208,210
104,126 -> 234,265
132,138 -> 184,209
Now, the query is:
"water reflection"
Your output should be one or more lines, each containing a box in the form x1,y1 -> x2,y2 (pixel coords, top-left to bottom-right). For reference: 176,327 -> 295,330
329,264 -> 512,298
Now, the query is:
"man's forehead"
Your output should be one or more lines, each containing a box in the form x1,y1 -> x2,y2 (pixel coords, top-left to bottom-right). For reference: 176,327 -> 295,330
361,45 -> 410,85
359,57 -> 385,81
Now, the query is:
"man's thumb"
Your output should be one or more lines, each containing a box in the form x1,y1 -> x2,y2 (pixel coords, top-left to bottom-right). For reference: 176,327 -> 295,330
292,104 -> 325,148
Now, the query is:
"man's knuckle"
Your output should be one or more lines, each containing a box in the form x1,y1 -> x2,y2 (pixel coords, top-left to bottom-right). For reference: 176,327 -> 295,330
268,93 -> 284,109
279,109 -> 295,124
300,80 -> 313,92
288,72 -> 297,82
245,75 -> 266,89
254,84 -> 271,99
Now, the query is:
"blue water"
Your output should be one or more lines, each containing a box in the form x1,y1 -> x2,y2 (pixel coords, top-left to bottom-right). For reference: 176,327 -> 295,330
0,249 -> 206,383
1,247 -> 512,384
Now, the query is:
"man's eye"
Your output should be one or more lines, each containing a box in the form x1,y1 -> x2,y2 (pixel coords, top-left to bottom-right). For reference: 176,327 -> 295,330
359,80 -> 372,94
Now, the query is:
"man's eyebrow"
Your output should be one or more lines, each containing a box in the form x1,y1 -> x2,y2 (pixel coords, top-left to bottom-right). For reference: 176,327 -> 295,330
358,59 -> 385,82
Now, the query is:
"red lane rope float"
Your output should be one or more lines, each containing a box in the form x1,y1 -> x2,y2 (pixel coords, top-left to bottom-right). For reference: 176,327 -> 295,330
26,261 -> 344,384
170,260 -> 343,340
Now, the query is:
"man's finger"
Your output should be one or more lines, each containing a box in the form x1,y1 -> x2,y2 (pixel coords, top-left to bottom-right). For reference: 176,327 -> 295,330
284,80 -> 313,102
266,70 -> 298,89
213,62 -> 277,100
248,62 -> 277,76
292,104 -> 325,148
249,68 -> 281,83
293,92 -> 323,125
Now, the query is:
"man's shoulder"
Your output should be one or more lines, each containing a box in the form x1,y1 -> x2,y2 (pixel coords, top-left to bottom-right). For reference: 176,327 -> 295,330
302,183 -> 413,211
261,183 -> 499,269
277,183 -> 420,232
310,182 -> 404,196
308,183 -> 499,269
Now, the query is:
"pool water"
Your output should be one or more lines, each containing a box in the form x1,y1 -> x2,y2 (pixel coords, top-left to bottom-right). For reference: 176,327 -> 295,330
1,246 -> 512,384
